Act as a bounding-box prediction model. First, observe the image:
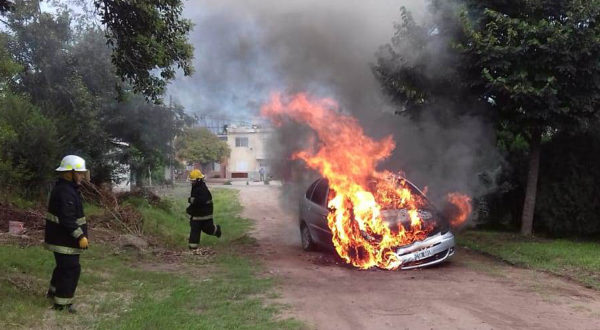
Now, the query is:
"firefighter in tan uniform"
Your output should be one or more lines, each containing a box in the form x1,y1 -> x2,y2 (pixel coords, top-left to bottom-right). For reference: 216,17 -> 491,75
186,169 -> 221,249
45,155 -> 89,313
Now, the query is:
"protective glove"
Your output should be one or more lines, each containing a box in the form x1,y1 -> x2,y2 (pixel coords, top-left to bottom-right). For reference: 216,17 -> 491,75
78,236 -> 89,249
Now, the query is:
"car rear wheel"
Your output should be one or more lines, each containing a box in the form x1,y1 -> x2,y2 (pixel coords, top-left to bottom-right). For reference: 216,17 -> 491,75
300,222 -> 316,251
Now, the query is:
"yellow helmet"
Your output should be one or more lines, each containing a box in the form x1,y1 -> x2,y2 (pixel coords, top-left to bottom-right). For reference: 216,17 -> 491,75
189,169 -> 204,180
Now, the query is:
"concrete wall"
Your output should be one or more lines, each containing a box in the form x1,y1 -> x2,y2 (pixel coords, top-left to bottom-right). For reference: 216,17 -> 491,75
225,126 -> 272,180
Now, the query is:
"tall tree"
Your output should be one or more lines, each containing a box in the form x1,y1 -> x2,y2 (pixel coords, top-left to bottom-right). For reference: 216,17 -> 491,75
374,0 -> 600,235
3,3 -> 193,187
459,0 -> 600,235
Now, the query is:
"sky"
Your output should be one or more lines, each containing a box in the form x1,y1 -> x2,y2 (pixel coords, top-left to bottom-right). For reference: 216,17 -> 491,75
167,0 -> 428,121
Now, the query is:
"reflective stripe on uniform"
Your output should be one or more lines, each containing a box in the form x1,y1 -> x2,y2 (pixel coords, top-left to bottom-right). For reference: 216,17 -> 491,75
46,213 -> 60,224
54,296 -> 74,305
76,217 -> 86,225
191,215 -> 213,221
71,227 -> 83,239
44,243 -> 83,255
46,213 -> 86,226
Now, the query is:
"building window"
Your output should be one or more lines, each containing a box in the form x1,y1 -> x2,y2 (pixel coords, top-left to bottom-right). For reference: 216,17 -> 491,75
235,137 -> 249,147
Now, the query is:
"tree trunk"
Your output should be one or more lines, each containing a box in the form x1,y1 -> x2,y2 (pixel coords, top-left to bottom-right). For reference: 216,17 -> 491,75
520,129 -> 542,236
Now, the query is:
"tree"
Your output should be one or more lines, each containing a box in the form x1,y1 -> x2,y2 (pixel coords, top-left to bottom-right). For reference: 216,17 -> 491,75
0,0 -> 12,14
106,95 -> 193,186
2,3 -> 193,188
94,0 -> 194,102
1,0 -> 194,102
175,127 -> 230,166
374,1 -> 600,236
0,94 -> 59,188
0,26 -> 58,193
373,4 -> 482,120
458,1 -> 600,235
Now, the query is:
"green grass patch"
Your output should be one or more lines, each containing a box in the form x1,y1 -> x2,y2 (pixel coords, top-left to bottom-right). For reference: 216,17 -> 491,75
1,185 -> 301,329
84,203 -> 104,217
143,186 -> 251,249
459,230 -> 600,289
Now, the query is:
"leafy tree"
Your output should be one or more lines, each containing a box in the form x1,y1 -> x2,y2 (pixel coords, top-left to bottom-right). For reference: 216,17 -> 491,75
3,3 -> 192,188
372,3 -> 489,121
1,0 -> 194,102
375,1 -> 600,236
175,127 -> 230,166
0,94 -> 59,187
458,0 -> 600,235
107,95 -> 193,186
94,0 -> 194,102
0,26 -> 57,193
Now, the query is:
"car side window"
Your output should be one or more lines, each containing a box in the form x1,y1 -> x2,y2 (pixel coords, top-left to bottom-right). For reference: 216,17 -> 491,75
305,180 -> 320,199
310,179 -> 329,207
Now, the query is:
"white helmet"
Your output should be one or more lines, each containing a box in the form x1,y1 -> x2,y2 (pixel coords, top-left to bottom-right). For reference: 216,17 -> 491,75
56,155 -> 87,172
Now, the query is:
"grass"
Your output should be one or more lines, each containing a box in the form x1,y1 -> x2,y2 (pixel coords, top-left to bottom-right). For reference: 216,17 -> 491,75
0,185 -> 302,329
458,230 -> 600,290
139,187 -> 251,248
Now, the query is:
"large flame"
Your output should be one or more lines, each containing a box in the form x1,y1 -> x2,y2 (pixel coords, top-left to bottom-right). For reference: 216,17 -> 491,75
262,93 -> 471,270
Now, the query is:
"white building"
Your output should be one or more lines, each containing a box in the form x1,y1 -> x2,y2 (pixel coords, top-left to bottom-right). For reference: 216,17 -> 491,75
222,124 -> 272,180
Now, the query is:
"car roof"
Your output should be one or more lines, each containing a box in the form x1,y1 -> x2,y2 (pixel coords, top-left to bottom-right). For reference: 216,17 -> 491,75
310,176 -> 426,197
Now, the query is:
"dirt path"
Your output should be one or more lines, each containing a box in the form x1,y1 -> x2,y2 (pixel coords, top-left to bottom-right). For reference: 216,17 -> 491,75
236,185 -> 600,330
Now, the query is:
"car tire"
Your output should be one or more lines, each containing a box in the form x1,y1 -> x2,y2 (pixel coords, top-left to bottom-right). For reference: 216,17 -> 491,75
300,222 -> 316,251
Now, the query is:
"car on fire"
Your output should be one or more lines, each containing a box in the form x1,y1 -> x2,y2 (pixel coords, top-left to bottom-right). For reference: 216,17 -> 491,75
299,177 -> 456,270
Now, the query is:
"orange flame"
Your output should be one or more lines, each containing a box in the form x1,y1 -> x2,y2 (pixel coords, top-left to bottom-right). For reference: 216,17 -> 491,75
262,93 -> 470,270
446,193 -> 472,228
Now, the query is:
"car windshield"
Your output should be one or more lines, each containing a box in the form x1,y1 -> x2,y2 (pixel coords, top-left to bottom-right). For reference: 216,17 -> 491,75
320,176 -> 447,234
367,176 -> 445,231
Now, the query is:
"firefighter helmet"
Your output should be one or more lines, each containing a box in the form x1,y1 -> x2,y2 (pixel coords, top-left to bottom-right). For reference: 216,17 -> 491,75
189,169 -> 204,180
56,155 -> 87,172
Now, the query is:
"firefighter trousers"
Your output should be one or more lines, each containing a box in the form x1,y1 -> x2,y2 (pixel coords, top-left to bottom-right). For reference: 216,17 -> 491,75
49,252 -> 81,306
188,218 -> 217,249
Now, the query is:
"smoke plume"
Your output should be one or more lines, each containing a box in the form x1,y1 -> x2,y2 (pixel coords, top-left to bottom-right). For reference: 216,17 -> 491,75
170,0 -> 500,215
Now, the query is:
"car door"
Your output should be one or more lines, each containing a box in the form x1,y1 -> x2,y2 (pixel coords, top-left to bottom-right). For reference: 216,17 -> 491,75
301,179 -> 319,225
307,179 -> 332,245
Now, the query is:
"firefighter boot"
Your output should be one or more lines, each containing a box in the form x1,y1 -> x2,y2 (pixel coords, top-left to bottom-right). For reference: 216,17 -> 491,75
215,225 -> 222,238
53,304 -> 77,314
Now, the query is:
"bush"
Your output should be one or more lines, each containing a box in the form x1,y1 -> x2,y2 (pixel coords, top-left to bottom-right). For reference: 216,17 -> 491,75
480,129 -> 600,237
534,131 -> 600,237
0,94 -> 59,192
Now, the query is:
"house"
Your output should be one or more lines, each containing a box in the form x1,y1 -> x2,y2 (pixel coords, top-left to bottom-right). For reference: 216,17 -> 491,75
221,124 -> 272,180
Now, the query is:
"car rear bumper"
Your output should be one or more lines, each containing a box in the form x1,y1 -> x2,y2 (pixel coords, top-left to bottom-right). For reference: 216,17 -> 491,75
395,231 -> 456,270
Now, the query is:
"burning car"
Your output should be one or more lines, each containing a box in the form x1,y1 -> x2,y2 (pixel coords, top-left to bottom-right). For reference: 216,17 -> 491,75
299,177 -> 456,270
261,92 -> 469,270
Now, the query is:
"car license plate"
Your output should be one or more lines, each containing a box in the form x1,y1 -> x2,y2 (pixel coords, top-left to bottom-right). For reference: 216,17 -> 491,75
414,249 -> 432,260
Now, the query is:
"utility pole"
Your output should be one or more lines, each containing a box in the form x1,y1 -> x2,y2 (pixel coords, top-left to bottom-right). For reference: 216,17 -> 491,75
169,95 -> 175,185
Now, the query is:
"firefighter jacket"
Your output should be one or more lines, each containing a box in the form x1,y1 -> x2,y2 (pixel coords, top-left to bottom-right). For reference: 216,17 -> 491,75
44,178 -> 88,254
186,179 -> 213,220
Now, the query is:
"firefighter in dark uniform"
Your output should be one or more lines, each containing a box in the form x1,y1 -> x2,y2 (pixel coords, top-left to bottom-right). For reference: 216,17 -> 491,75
186,169 -> 221,249
45,155 -> 89,313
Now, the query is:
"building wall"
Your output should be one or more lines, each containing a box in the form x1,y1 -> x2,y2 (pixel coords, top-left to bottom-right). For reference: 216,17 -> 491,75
225,126 -> 272,180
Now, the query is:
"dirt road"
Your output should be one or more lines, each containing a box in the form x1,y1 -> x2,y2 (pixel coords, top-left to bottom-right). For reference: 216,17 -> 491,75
234,185 -> 600,330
